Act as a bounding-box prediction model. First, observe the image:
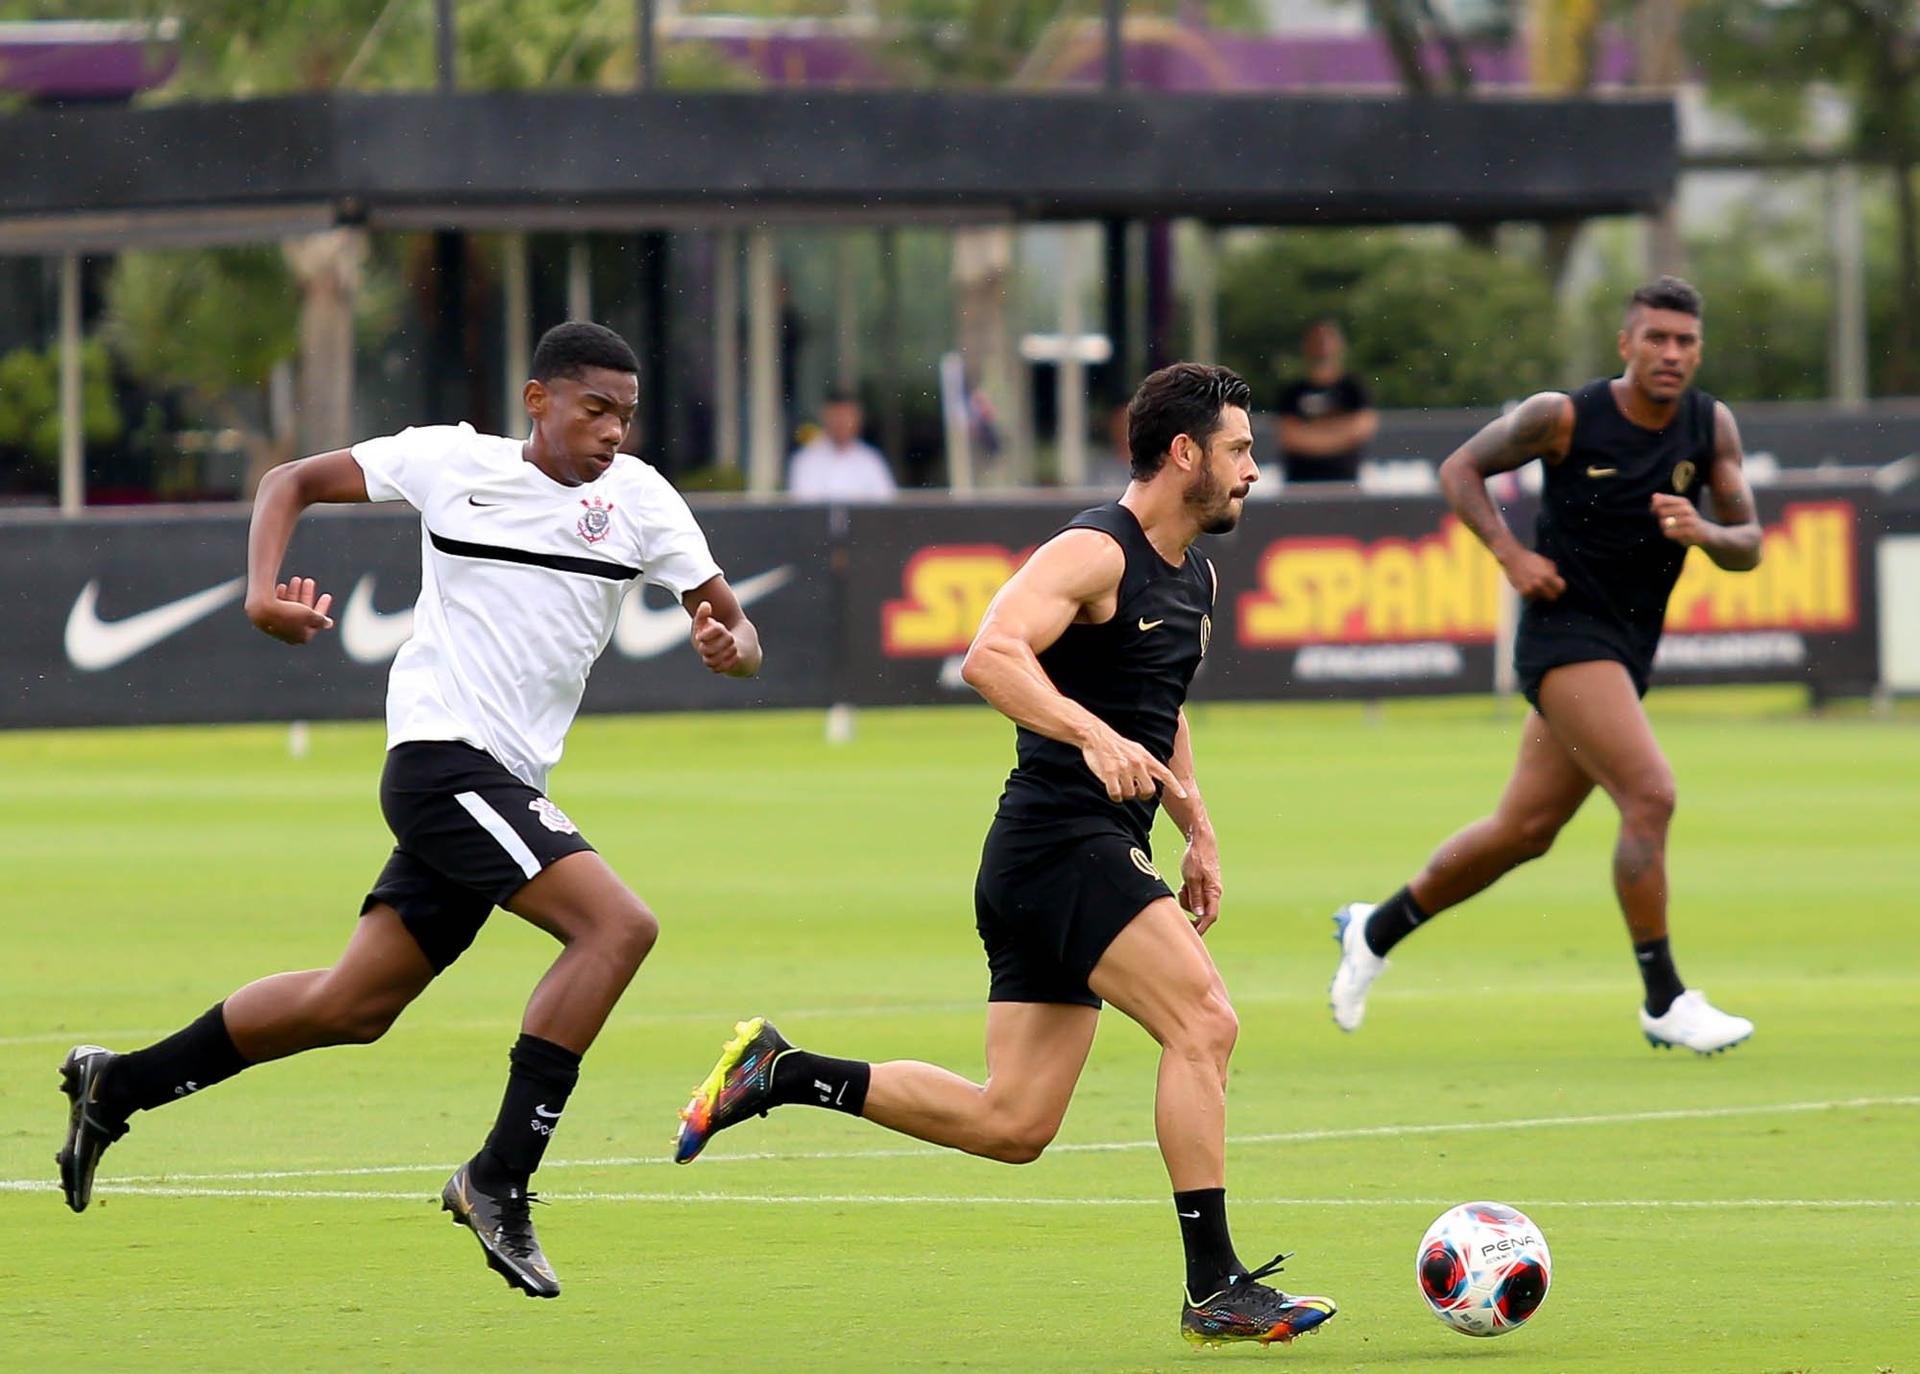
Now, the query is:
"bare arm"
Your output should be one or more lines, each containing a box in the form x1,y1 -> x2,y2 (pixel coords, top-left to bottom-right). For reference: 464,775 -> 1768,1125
1164,710 -> 1223,932
245,450 -> 370,644
1438,392 -> 1574,601
1278,408 -> 1379,457
680,573 -> 764,678
1650,403 -> 1763,573
960,530 -> 1186,805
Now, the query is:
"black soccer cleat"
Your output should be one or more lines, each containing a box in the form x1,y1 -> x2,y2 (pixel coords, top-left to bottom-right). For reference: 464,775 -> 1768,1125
56,1044 -> 130,1214
441,1162 -> 561,1299
1180,1253 -> 1338,1348
673,1016 -> 792,1164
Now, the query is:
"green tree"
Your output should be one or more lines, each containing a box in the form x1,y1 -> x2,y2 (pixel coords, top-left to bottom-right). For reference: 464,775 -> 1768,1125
887,0 -> 1262,85
1688,0 -> 1920,391
1217,229 -> 1560,408
0,341 -> 124,471
1577,212 -> 1833,401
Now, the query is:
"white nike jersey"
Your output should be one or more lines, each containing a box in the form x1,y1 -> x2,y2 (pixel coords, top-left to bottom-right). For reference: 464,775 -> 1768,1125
352,423 -> 721,789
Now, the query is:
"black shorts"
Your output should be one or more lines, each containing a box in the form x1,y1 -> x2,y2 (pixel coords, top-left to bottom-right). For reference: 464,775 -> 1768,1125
973,818 -> 1174,1008
1515,633 -> 1652,713
364,741 -> 596,972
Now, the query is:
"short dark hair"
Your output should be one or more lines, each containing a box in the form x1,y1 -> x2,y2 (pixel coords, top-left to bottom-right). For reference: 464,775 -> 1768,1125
1127,362 -> 1252,480
823,387 -> 860,407
530,321 -> 639,383
1628,276 -> 1703,323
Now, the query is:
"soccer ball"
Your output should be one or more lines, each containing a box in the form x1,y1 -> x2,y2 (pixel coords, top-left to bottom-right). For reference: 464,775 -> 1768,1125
1416,1201 -> 1552,1337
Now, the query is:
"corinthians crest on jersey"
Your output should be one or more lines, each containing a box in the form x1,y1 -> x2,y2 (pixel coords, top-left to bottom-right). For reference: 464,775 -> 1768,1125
577,495 -> 616,544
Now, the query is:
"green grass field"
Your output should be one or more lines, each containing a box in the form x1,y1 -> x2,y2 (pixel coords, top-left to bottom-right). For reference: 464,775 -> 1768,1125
2,690 -> 1915,1372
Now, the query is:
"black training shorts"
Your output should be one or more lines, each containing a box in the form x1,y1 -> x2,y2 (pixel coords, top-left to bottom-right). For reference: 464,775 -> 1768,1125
973,817 -> 1174,1008
1515,624 -> 1653,713
363,740 -> 596,971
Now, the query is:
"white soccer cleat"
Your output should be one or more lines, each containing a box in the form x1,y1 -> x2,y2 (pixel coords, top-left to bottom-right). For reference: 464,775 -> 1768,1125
1328,902 -> 1387,1033
1640,989 -> 1753,1055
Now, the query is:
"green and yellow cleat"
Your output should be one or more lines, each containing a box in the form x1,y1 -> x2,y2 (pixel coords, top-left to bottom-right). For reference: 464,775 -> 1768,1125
1180,1253 -> 1337,1348
673,1017 -> 790,1164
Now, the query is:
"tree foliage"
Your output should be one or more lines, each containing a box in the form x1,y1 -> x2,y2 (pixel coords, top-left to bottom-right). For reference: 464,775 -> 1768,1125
0,341 -> 123,470
104,248 -> 300,399
886,0 -> 1263,85
1216,229 -> 1560,408
1687,0 -> 1920,390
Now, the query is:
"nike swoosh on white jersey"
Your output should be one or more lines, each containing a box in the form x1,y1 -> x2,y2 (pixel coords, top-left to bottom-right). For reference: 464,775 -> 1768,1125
612,565 -> 795,660
64,577 -> 245,672
339,575 -> 417,664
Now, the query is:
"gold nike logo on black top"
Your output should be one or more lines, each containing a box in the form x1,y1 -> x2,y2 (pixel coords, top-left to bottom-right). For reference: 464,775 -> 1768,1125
1586,466 -> 1617,478
1138,618 -> 1165,632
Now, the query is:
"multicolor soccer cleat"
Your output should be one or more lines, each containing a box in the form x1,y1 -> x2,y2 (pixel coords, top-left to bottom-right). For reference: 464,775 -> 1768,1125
1181,1253 -> 1338,1348
674,1017 -> 792,1164
441,1162 -> 561,1299
55,1044 -> 130,1214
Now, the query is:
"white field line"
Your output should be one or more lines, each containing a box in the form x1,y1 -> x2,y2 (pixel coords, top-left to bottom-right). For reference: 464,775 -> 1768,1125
10,1095 -> 1915,1190
0,1182 -> 1913,1210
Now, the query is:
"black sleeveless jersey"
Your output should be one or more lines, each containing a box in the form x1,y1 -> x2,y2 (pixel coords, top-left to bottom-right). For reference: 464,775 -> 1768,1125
993,502 -> 1215,846
1519,378 -> 1716,667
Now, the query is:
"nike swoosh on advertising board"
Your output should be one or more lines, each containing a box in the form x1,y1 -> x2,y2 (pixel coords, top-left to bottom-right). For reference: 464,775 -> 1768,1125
338,576 -> 416,665
64,577 -> 246,672
612,565 -> 795,660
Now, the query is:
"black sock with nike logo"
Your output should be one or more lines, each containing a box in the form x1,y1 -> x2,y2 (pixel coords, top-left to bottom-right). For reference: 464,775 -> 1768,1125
98,1002 -> 250,1117
473,1033 -> 581,1191
1176,1188 -> 1247,1301
767,1048 -> 870,1116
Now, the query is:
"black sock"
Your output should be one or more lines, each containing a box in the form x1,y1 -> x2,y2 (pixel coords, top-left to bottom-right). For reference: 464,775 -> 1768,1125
1363,886 -> 1430,957
98,1003 -> 250,1117
1634,937 -> 1685,1017
767,1048 -> 870,1115
1175,1188 -> 1246,1300
472,1033 -> 582,1189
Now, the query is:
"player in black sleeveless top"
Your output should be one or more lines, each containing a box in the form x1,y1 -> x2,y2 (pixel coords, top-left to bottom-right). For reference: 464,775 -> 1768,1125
1331,278 -> 1765,1056
677,365 -> 1338,1349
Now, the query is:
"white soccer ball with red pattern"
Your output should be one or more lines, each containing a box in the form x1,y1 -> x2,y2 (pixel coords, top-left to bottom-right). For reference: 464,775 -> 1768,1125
1416,1201 -> 1552,1337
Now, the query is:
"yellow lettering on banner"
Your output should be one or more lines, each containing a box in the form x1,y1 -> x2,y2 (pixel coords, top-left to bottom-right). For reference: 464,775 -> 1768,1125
1423,521 -> 1495,633
1238,520 -> 1502,647
882,545 -> 1024,656
1665,502 -> 1856,632
1370,545 -> 1420,638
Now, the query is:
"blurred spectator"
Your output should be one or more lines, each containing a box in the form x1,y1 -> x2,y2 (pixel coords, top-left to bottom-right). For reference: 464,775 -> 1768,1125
788,389 -> 897,502
1273,319 -> 1378,484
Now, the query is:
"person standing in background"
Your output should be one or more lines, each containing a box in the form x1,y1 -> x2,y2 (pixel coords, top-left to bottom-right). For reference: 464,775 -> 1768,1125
788,389 -> 898,503
1272,319 -> 1378,484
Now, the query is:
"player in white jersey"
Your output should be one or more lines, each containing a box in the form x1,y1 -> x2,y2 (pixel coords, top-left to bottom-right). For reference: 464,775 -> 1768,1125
54,323 -> 763,1299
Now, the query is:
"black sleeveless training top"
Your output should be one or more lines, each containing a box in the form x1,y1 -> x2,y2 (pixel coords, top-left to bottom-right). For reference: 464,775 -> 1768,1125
1519,378 -> 1716,666
993,502 -> 1215,845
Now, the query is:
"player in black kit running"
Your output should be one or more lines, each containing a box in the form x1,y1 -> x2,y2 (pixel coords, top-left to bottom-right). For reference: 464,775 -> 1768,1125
1330,278 -> 1763,1055
675,364 -> 1337,1349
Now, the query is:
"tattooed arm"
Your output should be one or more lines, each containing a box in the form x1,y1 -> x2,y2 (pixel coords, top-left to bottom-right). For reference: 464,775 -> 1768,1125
1437,391 -> 1575,601
1649,402 -> 1763,573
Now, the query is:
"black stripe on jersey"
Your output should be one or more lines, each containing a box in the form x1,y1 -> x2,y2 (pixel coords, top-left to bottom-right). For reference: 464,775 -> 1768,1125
428,529 -> 639,582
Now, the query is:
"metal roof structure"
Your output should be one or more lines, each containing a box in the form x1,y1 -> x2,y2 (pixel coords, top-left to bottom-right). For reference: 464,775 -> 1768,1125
0,89 -> 1676,252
